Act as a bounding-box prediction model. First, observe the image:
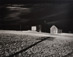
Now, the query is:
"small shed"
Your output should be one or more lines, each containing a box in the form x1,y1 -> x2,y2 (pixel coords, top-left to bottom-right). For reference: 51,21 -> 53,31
50,25 -> 58,34
31,26 -> 37,31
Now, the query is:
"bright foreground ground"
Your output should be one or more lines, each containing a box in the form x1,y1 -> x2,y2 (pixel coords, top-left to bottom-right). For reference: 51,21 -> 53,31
0,30 -> 73,57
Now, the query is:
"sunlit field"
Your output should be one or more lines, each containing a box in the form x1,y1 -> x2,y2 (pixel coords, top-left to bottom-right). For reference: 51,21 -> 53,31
0,30 -> 73,57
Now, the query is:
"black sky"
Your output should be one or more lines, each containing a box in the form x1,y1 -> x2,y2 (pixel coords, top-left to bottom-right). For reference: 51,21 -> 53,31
0,0 -> 73,32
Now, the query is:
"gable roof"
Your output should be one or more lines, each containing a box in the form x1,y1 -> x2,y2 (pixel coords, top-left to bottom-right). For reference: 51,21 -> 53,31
50,25 -> 58,29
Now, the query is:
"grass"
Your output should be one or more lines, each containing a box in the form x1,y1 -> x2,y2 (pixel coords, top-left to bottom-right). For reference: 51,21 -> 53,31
0,32 -> 73,57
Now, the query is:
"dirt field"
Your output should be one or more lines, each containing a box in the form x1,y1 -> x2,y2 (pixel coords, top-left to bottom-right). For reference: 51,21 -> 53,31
0,30 -> 73,57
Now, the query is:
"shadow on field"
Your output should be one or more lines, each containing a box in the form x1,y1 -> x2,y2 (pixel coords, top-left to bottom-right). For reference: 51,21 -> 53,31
6,37 -> 54,57
36,37 -> 54,41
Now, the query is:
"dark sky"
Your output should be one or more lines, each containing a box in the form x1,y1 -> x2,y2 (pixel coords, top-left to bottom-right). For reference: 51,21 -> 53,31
0,0 -> 73,32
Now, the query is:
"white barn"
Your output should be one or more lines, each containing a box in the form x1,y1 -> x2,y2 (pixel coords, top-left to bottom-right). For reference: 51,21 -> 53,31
50,25 -> 58,34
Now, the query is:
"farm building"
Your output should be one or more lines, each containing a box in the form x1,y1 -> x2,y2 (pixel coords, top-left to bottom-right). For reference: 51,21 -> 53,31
50,25 -> 58,34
